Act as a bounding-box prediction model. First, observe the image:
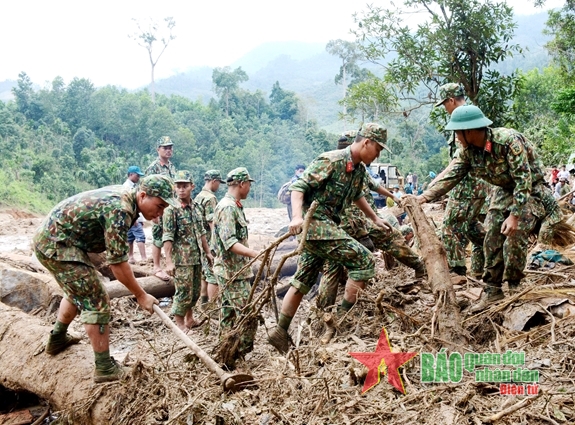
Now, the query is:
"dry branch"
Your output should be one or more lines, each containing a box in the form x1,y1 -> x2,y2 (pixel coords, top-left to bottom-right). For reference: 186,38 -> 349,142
402,196 -> 468,347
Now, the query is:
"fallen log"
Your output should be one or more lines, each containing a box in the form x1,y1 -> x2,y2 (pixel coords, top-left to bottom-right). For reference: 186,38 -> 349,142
0,265 -> 62,313
0,303 -> 116,424
402,196 -> 469,347
105,276 -> 174,299
87,253 -> 151,279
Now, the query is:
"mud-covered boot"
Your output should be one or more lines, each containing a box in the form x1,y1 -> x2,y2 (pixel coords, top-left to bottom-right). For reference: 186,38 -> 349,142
415,265 -> 427,280
469,286 -> 505,313
507,280 -> 522,296
94,356 -> 128,383
46,331 -> 81,355
320,313 -> 337,345
268,326 -> 290,354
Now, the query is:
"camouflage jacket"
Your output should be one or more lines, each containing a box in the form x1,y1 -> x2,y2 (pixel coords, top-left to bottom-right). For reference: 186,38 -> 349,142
194,188 -> 217,241
449,140 -> 489,200
340,172 -> 379,237
290,146 -> 369,240
424,128 -> 546,217
33,186 -> 138,265
212,193 -> 253,280
145,159 -> 176,179
162,201 -> 205,266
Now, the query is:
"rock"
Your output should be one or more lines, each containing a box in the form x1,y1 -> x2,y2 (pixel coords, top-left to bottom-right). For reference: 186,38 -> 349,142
0,264 -> 62,313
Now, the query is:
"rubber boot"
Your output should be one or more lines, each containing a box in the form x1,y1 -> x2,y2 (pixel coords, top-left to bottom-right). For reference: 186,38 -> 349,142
94,357 -> 128,383
507,280 -> 522,296
320,313 -> 337,345
469,285 -> 505,313
46,331 -> 81,355
268,326 -> 289,354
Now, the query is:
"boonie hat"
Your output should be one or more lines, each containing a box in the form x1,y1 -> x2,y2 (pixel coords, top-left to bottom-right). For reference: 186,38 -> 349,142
157,136 -> 174,147
140,175 -> 178,207
174,170 -> 194,184
127,165 -> 144,176
445,105 -> 493,131
204,170 -> 226,183
358,123 -> 392,153
226,167 -> 255,183
435,83 -> 465,107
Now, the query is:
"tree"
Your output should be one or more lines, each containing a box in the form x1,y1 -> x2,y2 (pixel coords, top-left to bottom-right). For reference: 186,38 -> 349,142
545,0 -> 575,79
131,17 -> 176,104
269,81 -> 299,121
326,40 -> 364,126
212,67 -> 249,116
352,0 -> 522,127
12,72 -> 44,123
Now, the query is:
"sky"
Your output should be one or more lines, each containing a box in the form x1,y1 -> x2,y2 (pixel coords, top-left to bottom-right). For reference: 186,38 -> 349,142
0,0 -> 565,89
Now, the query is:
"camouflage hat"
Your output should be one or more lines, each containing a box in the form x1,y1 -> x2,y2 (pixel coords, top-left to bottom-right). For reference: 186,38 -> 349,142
226,167 -> 255,184
157,136 -> 173,147
400,225 -> 414,237
139,174 -> 178,207
435,83 -> 465,107
204,169 -> 225,183
337,130 -> 357,149
358,123 -> 392,152
173,170 -> 194,184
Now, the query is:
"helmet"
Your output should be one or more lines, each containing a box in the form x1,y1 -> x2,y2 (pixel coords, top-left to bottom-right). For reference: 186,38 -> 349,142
445,105 -> 493,131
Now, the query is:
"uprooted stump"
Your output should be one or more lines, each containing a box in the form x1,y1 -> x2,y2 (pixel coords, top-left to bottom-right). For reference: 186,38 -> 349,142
402,196 -> 469,348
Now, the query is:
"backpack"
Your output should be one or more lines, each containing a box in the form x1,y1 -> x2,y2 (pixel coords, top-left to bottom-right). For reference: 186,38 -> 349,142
277,181 -> 292,204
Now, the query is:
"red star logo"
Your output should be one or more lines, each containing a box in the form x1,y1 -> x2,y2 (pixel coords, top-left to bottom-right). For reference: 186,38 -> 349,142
349,327 -> 418,394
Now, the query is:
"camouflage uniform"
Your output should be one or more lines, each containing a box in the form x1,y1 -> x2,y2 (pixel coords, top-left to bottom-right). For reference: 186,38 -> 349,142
423,126 -> 561,290
441,142 -> 488,276
213,168 -> 257,356
195,170 -> 224,285
317,173 -> 424,309
163,179 -> 206,316
33,176 -> 177,324
290,144 -> 378,296
145,138 -> 177,249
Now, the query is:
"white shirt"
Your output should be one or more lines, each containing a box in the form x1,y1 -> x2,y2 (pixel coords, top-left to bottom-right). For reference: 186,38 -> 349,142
558,170 -> 570,180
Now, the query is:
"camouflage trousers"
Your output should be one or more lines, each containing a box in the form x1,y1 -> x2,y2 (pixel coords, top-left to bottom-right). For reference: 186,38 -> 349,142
484,184 -> 561,287
217,276 -> 257,356
441,197 -> 486,275
317,220 -> 422,309
171,264 -> 201,316
152,217 -> 164,248
201,252 -> 217,284
292,235 -> 374,296
35,249 -> 111,324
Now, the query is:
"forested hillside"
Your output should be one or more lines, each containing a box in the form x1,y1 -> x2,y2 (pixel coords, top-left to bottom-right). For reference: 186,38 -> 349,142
2,7 -> 575,214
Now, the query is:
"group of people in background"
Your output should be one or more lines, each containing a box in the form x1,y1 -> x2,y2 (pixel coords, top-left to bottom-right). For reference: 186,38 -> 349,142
32,81 -> 570,382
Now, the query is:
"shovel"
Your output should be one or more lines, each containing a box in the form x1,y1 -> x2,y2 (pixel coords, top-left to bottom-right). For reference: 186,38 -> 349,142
152,305 -> 254,392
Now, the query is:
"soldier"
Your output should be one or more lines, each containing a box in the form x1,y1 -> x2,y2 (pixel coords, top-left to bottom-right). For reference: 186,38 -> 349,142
145,136 -> 177,281
33,175 -> 176,382
316,132 -> 425,327
434,83 -> 488,278
163,171 -> 213,332
194,170 -> 226,304
267,123 -> 392,354
212,167 -> 260,364
417,105 -> 562,311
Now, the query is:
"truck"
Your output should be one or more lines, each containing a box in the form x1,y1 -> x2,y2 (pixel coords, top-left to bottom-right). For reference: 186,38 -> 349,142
368,163 -> 404,208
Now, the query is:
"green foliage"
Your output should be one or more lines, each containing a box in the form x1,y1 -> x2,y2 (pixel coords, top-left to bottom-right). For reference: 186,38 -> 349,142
0,70 -> 336,210
351,0 -> 522,127
545,1 -> 575,79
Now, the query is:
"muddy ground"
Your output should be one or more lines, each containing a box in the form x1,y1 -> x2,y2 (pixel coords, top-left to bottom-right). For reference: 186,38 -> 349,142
2,205 -> 575,424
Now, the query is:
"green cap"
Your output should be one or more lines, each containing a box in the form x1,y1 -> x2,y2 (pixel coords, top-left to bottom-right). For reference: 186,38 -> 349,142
400,225 -> 413,237
226,167 -> 255,183
435,83 -> 465,107
157,136 -> 173,147
139,175 -> 178,207
358,123 -> 392,152
337,130 -> 357,149
204,169 -> 225,183
444,105 -> 493,131
173,170 -> 193,184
